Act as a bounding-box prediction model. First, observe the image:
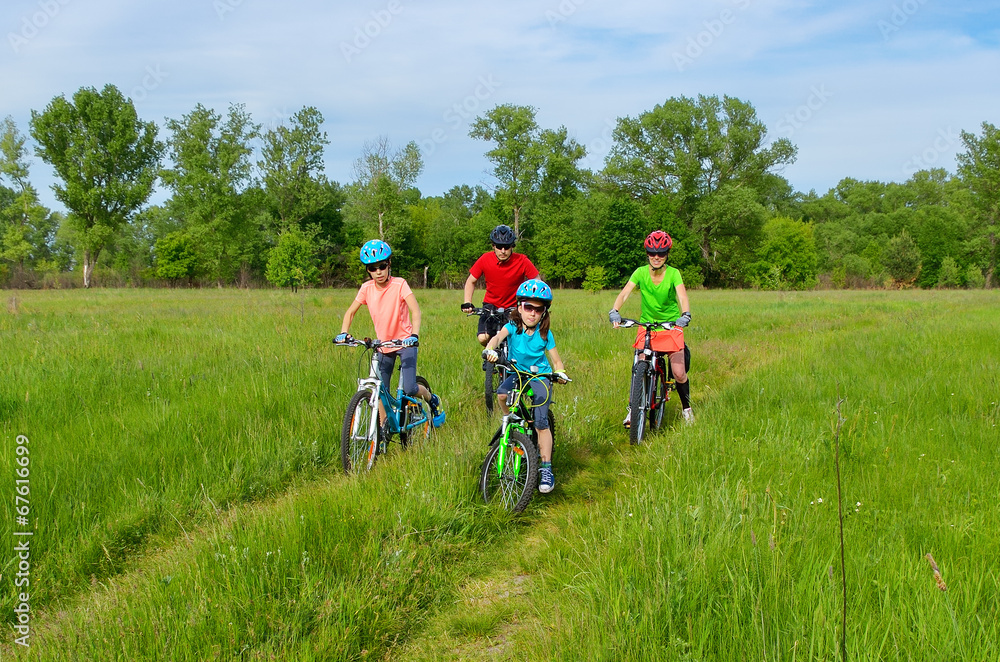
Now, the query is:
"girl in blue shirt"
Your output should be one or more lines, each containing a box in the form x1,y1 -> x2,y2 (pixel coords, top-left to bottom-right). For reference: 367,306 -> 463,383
483,279 -> 569,494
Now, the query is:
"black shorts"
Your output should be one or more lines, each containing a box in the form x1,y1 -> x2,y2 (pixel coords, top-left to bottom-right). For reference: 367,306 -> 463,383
477,305 -> 510,338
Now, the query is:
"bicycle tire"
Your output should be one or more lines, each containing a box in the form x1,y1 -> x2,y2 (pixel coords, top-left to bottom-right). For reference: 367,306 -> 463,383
342,389 -> 380,473
400,376 -> 433,447
629,361 -> 650,445
650,366 -> 666,430
480,430 -> 539,513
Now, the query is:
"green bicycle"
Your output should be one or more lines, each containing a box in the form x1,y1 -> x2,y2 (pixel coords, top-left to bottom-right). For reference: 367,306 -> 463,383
479,358 -> 568,513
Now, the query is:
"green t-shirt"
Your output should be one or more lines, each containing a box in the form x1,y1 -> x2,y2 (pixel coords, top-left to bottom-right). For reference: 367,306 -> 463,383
628,265 -> 684,323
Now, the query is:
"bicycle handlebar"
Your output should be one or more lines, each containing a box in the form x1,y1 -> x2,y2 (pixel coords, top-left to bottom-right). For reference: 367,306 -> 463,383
490,356 -> 571,383
466,306 -> 509,318
334,337 -> 410,350
616,318 -> 676,331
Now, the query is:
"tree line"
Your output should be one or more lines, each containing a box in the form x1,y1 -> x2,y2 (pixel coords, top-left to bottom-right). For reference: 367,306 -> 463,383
1,84 -> 997,290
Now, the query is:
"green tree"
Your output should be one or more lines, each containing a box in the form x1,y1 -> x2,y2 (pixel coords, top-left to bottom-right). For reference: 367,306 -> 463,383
750,216 -> 818,290
603,95 -> 797,217
161,103 -> 260,282
0,116 -> 57,271
597,198 -> 646,286
259,106 -> 331,229
883,229 -> 922,285
346,136 -> 422,245
936,256 -> 961,288
155,231 -> 197,284
470,104 -> 545,236
691,185 -> 767,285
30,85 -> 162,287
956,122 -> 1000,287
266,226 -> 320,292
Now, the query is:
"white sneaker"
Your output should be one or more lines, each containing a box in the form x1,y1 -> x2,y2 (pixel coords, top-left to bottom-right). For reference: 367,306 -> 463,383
622,407 -> 631,428
682,408 -> 694,424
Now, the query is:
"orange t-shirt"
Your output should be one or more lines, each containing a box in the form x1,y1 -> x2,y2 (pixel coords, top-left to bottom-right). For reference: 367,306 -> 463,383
355,277 -> 414,352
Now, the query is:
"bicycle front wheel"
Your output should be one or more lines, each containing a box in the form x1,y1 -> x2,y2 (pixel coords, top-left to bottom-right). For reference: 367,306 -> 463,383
480,431 -> 539,513
341,390 -> 379,473
629,361 -> 650,445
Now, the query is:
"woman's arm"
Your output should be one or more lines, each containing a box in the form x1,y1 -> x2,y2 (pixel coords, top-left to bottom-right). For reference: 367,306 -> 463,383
676,283 -> 690,315
612,280 -> 637,313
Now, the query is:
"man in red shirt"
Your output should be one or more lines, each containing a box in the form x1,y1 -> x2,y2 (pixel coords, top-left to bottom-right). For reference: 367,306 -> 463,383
461,224 -> 539,346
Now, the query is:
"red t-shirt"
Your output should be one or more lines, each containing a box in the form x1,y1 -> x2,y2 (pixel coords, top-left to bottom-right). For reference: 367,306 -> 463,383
469,252 -> 539,308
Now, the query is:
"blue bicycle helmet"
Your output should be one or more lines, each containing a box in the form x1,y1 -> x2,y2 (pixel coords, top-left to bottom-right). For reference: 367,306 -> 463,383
359,239 -> 392,264
490,224 -> 517,246
516,279 -> 553,306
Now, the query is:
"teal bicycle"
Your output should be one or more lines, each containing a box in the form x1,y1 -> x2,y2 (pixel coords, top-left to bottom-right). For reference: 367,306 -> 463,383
479,358 -> 569,513
335,337 -> 436,473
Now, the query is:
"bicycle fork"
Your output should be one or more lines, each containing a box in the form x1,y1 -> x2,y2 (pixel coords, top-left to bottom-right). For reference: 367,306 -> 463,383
496,413 -> 527,479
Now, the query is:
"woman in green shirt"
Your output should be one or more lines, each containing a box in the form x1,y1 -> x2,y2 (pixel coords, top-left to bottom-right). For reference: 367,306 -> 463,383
608,230 -> 693,424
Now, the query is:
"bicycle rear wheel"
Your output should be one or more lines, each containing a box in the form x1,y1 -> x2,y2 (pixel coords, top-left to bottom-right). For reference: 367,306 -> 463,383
400,376 -> 433,448
341,389 -> 379,473
650,366 -> 666,430
484,362 -> 501,413
629,361 -> 650,445
480,430 -> 539,513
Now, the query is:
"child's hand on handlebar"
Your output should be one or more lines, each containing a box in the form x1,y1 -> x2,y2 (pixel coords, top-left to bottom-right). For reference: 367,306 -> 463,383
554,371 -> 570,384
482,348 -> 499,363
334,332 -> 352,344
461,302 -> 474,313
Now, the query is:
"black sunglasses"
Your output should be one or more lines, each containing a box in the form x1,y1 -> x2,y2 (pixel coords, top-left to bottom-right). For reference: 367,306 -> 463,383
366,261 -> 390,272
493,243 -> 514,250
520,302 -> 546,313
646,251 -> 669,258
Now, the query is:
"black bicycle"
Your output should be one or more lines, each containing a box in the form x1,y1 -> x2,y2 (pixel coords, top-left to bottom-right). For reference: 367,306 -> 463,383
467,306 -> 511,413
479,358 -> 568,512
616,318 -> 684,445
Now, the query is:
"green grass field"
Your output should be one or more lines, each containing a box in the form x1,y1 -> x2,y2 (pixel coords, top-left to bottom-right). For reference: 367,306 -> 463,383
2,288 -> 998,660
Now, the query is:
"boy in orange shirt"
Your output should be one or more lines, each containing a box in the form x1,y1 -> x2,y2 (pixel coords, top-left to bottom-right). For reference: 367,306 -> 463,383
336,240 -> 445,426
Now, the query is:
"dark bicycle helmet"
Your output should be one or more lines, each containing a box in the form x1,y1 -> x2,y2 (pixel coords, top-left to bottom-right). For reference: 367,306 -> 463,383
359,239 -> 392,264
516,279 -> 553,306
644,230 -> 673,254
490,224 -> 517,246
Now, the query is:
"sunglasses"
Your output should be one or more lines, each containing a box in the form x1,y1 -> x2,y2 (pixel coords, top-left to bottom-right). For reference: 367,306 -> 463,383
520,302 -> 546,314
366,261 -> 390,272
493,243 -> 514,250
646,251 -> 668,258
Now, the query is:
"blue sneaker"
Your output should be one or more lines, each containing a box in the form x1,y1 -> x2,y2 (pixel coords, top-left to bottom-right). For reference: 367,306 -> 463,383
539,466 -> 554,494
429,394 -> 446,428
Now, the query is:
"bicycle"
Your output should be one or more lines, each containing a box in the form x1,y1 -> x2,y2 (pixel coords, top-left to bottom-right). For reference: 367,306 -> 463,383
335,337 -> 434,473
479,358 -> 569,513
466,306 -> 511,413
616,318 -> 686,445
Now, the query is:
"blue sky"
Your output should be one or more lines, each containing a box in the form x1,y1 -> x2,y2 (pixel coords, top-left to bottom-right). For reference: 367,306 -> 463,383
2,0 -> 998,213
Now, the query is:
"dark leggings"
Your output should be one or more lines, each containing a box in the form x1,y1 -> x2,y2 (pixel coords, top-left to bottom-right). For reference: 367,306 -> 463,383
377,346 -> 418,396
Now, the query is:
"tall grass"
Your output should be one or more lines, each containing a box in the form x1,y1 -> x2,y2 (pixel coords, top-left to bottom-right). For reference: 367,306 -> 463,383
2,289 -> 998,660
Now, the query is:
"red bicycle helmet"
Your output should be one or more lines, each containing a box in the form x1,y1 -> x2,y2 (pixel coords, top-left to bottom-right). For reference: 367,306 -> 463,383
644,230 -> 672,254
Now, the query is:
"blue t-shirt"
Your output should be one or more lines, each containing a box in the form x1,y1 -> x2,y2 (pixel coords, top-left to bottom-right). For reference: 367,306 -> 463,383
503,322 -> 555,374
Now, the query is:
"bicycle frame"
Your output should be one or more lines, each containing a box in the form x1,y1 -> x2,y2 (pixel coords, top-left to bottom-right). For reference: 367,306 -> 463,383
490,363 -> 555,475
619,319 -> 676,441
356,346 -> 430,437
